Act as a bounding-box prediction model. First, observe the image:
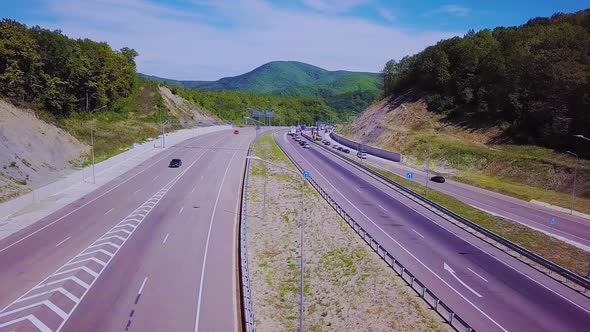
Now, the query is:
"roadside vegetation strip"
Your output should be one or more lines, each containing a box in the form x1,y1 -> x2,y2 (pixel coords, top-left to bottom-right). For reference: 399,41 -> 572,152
366,164 -> 590,277
246,134 -> 449,332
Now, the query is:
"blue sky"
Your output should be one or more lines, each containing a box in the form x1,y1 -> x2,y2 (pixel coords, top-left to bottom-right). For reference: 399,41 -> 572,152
1,0 -> 588,80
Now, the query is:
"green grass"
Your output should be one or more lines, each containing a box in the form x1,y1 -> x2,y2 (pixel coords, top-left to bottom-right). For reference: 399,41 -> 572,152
58,80 -> 183,166
365,164 -> 590,276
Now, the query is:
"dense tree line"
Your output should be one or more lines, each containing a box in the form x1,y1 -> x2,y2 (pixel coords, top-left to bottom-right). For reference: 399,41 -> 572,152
174,86 -> 332,125
0,19 -> 137,116
382,10 -> 590,150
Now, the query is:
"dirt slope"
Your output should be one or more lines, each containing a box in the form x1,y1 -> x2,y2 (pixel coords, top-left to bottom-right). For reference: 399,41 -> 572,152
159,86 -> 218,122
0,100 -> 88,201
339,95 -> 590,211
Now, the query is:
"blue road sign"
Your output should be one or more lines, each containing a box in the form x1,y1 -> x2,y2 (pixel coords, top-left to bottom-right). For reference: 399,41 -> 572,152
303,171 -> 310,179
406,172 -> 414,180
550,217 -> 556,225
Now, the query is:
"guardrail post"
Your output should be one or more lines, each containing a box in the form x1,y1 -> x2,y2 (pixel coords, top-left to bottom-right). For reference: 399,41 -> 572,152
449,312 -> 455,325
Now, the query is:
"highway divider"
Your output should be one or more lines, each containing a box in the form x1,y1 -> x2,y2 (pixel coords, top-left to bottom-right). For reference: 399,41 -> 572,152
329,132 -> 401,162
238,140 -> 256,332
275,133 -> 474,332
302,132 -> 590,294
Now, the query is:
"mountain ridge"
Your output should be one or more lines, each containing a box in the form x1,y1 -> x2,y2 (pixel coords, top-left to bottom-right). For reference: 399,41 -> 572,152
139,61 -> 382,116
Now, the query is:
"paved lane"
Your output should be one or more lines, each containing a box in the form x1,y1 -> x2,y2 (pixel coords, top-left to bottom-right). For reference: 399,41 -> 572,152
0,128 -> 253,331
280,131 -> 590,331
323,131 -> 590,250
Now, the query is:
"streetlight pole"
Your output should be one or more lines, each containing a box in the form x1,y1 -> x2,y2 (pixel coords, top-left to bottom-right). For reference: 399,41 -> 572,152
425,145 -> 432,195
566,151 -> 578,215
90,122 -> 95,184
246,156 -> 305,332
574,134 -> 590,143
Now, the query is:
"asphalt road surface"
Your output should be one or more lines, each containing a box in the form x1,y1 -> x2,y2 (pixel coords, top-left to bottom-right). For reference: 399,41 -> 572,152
0,128 -> 253,332
321,131 -> 590,250
280,131 -> 590,331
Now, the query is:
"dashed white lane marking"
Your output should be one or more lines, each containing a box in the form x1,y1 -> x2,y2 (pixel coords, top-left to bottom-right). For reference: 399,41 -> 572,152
55,237 -> 71,247
468,267 -> 489,282
0,135 -> 224,332
355,188 -> 362,193
162,233 -> 169,244
153,175 -> 159,182
104,208 -> 114,215
132,188 -> 142,195
191,186 -> 197,193
178,207 -> 184,215
378,204 -> 387,212
138,277 -> 148,294
412,229 -> 425,238
283,137 -> 508,332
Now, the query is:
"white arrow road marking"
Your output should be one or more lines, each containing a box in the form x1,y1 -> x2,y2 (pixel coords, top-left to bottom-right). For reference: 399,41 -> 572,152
444,262 -> 483,298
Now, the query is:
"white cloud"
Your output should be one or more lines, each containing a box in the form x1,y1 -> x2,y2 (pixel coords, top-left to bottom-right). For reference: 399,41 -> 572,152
378,7 -> 395,21
33,0 -> 460,80
440,4 -> 470,17
301,0 -> 371,13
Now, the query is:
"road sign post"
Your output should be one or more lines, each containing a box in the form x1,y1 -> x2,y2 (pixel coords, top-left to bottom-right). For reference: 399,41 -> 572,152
406,172 -> 413,180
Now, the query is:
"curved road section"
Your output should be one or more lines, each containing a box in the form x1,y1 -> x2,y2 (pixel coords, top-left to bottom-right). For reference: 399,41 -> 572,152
280,131 -> 590,331
324,132 -> 590,251
0,128 -> 253,332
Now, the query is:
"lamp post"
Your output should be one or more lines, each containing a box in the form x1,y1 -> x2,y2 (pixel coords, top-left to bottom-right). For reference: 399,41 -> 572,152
88,105 -> 107,184
565,151 -> 578,215
574,134 -> 590,142
246,155 -> 305,332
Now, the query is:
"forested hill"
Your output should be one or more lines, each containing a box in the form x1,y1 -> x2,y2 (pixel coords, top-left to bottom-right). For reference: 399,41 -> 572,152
140,61 -> 382,117
0,19 -> 137,116
381,9 -> 590,151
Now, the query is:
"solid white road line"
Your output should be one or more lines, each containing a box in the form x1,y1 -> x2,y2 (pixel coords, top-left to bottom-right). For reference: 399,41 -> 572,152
468,267 -> 489,282
162,233 -> 169,244
138,277 -> 148,294
55,237 -> 71,247
104,208 -> 114,215
179,207 -> 184,215
284,138 -> 508,331
412,229 -> 425,239
194,140 -> 242,332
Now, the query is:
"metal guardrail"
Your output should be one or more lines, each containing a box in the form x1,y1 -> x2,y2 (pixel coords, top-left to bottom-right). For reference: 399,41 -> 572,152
275,134 -> 474,332
302,132 -> 590,292
239,141 -> 256,332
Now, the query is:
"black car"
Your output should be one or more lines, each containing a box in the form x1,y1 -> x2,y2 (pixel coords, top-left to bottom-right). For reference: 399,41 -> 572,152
169,159 -> 182,168
343,148 -> 350,153
337,146 -> 343,151
430,175 -> 445,183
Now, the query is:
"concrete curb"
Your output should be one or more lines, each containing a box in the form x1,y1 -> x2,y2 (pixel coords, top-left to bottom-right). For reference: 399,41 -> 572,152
530,200 -> 590,221
0,125 -> 231,240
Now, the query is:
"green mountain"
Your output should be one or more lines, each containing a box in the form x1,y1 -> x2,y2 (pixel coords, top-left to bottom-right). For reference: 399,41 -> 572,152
139,61 -> 382,116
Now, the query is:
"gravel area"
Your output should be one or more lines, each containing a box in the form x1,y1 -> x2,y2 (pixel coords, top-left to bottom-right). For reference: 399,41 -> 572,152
246,135 -> 451,331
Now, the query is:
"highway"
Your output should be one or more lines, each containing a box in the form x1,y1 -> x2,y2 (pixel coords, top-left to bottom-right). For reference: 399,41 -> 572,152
0,128 -> 253,332
323,132 -> 590,250
279,131 -> 590,331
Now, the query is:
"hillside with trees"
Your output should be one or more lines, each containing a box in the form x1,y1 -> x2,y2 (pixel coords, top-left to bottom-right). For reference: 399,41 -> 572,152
381,9 -> 590,153
141,61 -> 382,118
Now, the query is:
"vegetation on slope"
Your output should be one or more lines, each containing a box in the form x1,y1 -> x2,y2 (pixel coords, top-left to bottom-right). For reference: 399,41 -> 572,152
381,10 -> 590,154
172,85 -> 332,125
339,98 -> 590,213
141,61 -> 382,117
0,19 -> 137,117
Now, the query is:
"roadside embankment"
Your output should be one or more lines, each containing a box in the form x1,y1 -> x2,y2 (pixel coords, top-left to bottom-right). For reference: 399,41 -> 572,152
245,134 -> 450,331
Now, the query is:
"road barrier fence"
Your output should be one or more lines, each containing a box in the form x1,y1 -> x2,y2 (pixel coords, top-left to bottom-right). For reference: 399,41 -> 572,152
304,132 -> 590,293
276,133 -> 474,332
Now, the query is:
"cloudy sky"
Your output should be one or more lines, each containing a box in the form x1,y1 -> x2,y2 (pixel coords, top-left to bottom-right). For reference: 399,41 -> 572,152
2,0 -> 587,80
